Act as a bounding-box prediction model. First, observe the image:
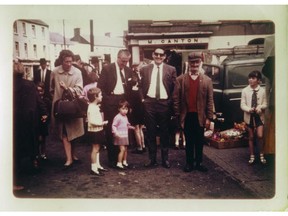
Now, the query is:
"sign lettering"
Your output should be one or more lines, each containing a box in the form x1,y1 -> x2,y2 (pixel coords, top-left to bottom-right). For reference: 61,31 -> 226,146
139,37 -> 209,45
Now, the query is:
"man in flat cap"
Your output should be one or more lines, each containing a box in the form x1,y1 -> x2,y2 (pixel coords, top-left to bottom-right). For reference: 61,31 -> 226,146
173,51 -> 214,172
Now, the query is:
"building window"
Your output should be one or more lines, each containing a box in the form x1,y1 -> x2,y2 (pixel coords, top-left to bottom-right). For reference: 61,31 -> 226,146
43,45 -> 46,57
13,22 -> 18,34
32,25 -> 36,37
33,44 -> 37,58
22,22 -> 26,36
24,43 -> 28,58
15,42 -> 19,57
41,27 -> 45,39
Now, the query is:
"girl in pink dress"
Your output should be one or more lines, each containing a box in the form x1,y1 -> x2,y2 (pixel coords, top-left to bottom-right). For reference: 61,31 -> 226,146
112,100 -> 135,169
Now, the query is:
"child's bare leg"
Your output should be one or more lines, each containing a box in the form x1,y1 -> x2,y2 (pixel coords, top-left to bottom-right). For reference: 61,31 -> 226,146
257,125 -> 266,164
123,146 -> 128,166
117,145 -> 125,168
134,125 -> 143,150
248,127 -> 255,164
139,125 -> 145,149
91,144 -> 100,164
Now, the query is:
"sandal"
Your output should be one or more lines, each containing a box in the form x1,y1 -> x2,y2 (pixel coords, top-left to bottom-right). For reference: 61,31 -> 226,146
248,155 -> 255,164
260,154 -> 266,164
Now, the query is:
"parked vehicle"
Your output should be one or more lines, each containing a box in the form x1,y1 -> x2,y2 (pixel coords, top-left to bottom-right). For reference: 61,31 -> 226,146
203,54 -> 266,130
174,45 -> 266,130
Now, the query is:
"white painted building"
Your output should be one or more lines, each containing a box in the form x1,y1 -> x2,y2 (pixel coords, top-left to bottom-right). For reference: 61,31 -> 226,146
13,19 -> 51,80
69,28 -> 125,65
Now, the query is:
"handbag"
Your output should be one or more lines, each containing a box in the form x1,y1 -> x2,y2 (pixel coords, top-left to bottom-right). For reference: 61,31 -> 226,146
54,88 -> 88,120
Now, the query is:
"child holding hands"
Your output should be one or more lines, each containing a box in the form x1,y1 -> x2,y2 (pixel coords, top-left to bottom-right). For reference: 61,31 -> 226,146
112,100 -> 135,169
87,87 -> 108,175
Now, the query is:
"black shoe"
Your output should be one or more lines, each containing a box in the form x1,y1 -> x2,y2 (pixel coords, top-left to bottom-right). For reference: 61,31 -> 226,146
62,163 -> 73,171
142,148 -> 146,152
73,159 -> 82,164
108,162 -> 117,168
98,167 -> 108,172
90,170 -> 104,176
132,149 -> 143,154
195,164 -> 208,172
162,160 -> 171,168
174,146 -> 180,150
123,164 -> 129,169
183,164 -> 193,172
144,160 -> 158,168
116,165 -> 126,170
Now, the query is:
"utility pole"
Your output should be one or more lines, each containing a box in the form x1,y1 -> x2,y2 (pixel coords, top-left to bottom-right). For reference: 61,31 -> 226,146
90,20 -> 94,52
63,19 -> 66,49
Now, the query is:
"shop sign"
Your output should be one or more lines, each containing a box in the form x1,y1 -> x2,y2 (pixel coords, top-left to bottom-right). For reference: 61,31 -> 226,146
139,37 -> 209,45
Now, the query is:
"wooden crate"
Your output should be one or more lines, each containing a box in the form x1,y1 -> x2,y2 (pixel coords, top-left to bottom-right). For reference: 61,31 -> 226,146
205,137 -> 248,149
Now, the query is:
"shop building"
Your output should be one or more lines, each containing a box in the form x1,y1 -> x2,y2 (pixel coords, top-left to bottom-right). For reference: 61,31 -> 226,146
125,20 -> 274,73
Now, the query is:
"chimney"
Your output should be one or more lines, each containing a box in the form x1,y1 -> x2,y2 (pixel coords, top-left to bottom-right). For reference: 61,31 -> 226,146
74,28 -> 80,37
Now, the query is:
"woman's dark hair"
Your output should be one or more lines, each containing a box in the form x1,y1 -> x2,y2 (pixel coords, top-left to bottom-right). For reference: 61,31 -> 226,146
248,70 -> 262,80
87,87 -> 101,102
88,71 -> 99,83
118,99 -> 130,109
58,50 -> 75,64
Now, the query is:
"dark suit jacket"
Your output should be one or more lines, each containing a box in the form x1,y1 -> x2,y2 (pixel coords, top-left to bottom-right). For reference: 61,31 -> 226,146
139,63 -> 176,103
98,62 -> 133,98
173,73 -> 214,128
33,68 -> 52,99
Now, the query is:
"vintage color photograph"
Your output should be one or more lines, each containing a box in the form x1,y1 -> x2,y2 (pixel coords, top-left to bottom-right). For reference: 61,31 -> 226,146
1,4 -> 287,212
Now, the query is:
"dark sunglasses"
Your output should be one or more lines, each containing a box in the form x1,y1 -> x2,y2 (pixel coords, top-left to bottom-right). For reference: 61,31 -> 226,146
188,59 -> 201,64
154,52 -> 165,57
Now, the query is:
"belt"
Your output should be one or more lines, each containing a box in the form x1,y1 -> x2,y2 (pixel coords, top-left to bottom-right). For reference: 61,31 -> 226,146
146,96 -> 168,101
110,92 -> 125,96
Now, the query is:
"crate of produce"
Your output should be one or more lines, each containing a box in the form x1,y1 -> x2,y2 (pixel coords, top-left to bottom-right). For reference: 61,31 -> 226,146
205,137 -> 248,149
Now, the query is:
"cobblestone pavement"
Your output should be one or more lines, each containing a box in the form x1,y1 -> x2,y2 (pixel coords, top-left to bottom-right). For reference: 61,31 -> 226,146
14,135 -> 259,200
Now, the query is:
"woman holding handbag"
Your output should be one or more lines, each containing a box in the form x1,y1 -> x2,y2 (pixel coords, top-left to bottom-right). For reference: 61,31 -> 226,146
50,50 -> 84,170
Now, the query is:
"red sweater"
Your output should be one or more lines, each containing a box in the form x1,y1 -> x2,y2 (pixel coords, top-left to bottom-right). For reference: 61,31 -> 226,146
188,76 -> 199,112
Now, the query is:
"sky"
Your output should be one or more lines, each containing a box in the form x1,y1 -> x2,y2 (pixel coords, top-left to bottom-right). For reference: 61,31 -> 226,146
39,5 -> 286,38
42,17 -> 128,38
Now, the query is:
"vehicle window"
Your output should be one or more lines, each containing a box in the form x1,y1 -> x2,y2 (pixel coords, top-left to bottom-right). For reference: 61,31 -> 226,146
228,65 -> 265,88
203,65 -> 220,84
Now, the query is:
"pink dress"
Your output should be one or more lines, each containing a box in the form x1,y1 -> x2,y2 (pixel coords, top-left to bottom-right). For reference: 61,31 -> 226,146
112,113 -> 131,146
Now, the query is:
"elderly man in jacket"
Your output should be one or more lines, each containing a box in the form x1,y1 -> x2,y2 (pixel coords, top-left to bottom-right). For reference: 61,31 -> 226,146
173,51 -> 214,172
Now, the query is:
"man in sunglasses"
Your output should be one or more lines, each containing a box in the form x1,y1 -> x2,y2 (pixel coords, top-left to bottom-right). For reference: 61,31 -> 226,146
173,51 -> 214,172
139,48 -> 177,168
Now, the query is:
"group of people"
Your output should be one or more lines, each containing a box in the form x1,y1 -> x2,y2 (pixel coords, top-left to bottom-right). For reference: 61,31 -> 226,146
13,46 -> 268,190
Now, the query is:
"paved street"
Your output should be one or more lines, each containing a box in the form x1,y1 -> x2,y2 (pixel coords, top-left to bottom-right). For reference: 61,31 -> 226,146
13,133 -> 275,203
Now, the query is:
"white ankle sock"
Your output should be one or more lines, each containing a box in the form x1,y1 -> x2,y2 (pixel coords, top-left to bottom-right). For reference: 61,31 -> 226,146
96,153 -> 102,168
117,162 -> 123,168
91,163 -> 98,172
